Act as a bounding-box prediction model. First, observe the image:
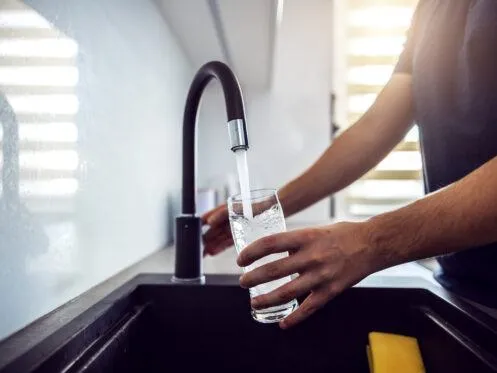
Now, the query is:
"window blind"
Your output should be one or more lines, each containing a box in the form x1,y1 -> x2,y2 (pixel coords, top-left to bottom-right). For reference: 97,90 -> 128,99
344,0 -> 423,217
0,0 -> 78,219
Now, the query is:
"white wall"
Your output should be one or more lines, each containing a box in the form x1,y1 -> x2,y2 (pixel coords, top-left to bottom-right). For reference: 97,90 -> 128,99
198,0 -> 333,222
0,0 -> 191,340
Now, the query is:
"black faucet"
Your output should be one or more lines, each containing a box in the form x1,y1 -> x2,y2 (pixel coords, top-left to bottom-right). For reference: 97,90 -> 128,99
174,61 -> 249,283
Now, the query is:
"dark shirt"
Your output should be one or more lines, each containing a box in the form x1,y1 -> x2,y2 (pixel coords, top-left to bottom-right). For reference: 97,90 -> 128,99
395,0 -> 497,307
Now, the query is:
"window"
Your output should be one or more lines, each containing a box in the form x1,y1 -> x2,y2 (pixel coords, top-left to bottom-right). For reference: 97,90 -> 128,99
336,0 -> 422,218
0,1 -> 79,217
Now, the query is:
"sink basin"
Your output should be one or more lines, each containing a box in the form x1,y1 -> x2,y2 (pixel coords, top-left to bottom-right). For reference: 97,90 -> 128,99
1,274 -> 497,373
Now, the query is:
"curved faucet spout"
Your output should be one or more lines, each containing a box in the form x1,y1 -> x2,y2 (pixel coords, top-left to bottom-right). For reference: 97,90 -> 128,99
174,61 -> 249,282
182,61 -> 248,215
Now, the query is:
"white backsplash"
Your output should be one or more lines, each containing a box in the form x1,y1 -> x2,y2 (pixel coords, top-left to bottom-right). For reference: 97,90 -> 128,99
0,0 -> 191,340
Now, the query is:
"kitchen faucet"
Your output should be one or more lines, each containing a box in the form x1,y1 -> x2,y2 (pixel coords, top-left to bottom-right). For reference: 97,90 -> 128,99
174,61 -> 249,283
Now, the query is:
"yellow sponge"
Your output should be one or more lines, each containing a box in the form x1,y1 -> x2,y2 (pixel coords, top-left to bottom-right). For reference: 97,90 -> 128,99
367,332 -> 425,373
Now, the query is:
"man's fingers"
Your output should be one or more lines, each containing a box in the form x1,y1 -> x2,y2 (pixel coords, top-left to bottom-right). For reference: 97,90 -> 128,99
200,205 -> 218,224
237,229 -> 309,266
203,233 -> 233,256
203,217 -> 233,256
204,238 -> 232,255
250,273 -> 320,309
239,253 -> 303,288
202,205 -> 228,226
279,290 -> 330,329
204,241 -> 231,256
203,225 -> 229,243
201,208 -> 217,224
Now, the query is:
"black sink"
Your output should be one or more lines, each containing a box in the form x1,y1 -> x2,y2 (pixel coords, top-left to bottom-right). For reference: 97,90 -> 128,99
1,274 -> 497,373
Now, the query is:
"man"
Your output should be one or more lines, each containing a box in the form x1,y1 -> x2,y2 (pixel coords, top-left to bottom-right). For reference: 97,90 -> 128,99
202,0 -> 497,329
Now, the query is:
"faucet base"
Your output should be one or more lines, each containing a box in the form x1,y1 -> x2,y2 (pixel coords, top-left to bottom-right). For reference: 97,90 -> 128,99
174,215 -> 203,281
171,275 -> 206,284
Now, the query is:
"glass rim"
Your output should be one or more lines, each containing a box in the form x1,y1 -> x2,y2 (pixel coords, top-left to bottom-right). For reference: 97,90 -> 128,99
227,188 -> 278,204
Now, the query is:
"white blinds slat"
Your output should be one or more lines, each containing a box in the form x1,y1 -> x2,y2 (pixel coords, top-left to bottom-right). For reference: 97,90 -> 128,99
343,1 -> 420,217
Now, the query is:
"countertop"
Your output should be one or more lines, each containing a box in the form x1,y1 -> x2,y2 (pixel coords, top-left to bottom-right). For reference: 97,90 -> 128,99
111,219 -> 440,289
44,238 -> 497,331
138,245 -> 440,283
0,219 -> 441,348
1,236 -> 496,370
2,218 -> 495,366
0,242 -> 439,350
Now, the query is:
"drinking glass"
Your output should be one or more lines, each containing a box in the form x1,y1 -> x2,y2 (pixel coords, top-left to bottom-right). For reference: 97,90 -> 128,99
228,189 -> 298,323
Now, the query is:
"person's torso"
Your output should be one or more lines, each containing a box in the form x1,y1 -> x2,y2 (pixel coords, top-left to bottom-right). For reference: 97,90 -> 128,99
410,0 -> 497,306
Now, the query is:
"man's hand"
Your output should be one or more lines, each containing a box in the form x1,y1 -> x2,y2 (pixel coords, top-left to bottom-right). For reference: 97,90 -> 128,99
202,198 -> 282,256
237,222 -> 382,329
202,205 -> 233,256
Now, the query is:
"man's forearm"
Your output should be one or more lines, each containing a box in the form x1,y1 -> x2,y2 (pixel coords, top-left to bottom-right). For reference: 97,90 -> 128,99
367,156 -> 497,268
278,74 -> 414,217
279,122 -> 395,216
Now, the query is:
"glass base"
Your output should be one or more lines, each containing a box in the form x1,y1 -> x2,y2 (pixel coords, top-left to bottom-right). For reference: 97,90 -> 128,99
251,299 -> 299,324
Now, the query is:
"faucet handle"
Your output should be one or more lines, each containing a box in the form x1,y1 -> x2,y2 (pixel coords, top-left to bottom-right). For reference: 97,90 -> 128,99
173,215 -> 205,284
